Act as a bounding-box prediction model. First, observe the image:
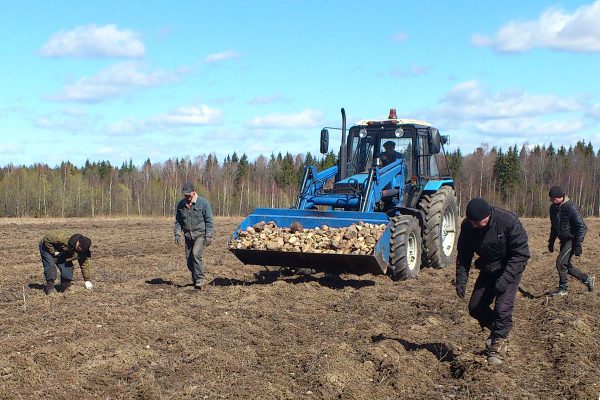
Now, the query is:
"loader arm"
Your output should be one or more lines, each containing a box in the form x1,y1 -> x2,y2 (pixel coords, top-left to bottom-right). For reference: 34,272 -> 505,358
360,158 -> 406,212
296,165 -> 338,209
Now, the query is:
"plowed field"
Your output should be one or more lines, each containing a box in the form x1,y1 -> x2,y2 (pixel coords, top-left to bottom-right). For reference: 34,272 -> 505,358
1,217 -> 599,399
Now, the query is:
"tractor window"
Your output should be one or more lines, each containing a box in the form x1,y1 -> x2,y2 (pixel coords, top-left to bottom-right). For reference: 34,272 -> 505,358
380,138 -> 411,162
380,137 -> 412,180
429,155 -> 440,178
418,130 -> 430,178
347,135 -> 373,174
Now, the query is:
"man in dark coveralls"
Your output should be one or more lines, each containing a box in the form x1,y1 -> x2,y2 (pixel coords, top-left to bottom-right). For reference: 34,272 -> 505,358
455,197 -> 530,365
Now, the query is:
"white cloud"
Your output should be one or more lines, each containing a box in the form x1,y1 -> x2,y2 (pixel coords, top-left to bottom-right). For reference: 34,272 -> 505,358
433,80 -> 581,123
474,117 -> 583,135
472,1 -> 600,53
51,62 -> 181,103
34,117 -> 81,131
204,50 -> 240,63
390,63 -> 429,78
586,103 -> 600,119
97,147 -> 116,155
247,93 -> 289,105
105,118 -> 145,135
61,107 -> 88,117
0,144 -> 16,154
33,108 -> 98,132
245,109 -> 325,129
392,32 -> 407,42
418,80 -> 587,143
106,104 -> 223,135
40,24 -> 145,58
153,105 -> 223,126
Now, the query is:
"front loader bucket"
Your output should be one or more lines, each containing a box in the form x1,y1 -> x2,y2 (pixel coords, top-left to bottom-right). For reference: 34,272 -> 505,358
229,208 -> 391,274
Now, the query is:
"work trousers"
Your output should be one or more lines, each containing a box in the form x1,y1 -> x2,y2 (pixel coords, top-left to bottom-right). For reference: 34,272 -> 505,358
468,271 -> 522,339
39,243 -> 73,282
556,239 -> 588,288
185,236 -> 205,284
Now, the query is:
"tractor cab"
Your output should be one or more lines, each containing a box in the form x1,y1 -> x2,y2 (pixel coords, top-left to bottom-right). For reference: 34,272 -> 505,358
324,109 -> 447,211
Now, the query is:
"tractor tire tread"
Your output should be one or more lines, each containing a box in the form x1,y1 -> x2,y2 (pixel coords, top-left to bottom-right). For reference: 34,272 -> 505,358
388,215 -> 422,280
418,186 -> 458,269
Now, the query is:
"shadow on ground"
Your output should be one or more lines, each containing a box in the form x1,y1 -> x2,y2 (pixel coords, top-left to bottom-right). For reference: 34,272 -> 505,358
210,269 -> 375,290
518,286 -> 554,299
27,283 -> 46,292
145,278 -> 193,288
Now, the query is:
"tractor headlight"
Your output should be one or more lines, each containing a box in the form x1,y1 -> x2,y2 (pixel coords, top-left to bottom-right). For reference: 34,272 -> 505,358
394,128 -> 404,137
359,128 -> 367,138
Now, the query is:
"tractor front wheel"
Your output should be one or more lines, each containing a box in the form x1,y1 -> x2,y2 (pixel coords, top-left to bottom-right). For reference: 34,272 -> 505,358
389,215 -> 422,280
418,186 -> 458,269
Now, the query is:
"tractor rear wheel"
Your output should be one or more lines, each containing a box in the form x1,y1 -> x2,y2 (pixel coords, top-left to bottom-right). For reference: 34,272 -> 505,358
418,186 -> 458,269
389,215 -> 422,280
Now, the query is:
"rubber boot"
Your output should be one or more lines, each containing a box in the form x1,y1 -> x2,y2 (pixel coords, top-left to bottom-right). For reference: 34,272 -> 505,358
486,337 -> 508,365
45,280 -> 57,296
60,279 -> 72,292
585,275 -> 595,292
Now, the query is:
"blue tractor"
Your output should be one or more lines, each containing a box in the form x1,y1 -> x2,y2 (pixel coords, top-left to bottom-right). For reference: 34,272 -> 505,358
230,108 -> 458,280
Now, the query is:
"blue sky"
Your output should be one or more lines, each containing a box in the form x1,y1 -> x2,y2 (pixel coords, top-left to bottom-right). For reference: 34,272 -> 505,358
2,0 -> 600,167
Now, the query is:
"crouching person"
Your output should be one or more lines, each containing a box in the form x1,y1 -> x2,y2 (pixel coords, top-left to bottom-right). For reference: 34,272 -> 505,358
39,230 -> 93,295
455,198 -> 530,365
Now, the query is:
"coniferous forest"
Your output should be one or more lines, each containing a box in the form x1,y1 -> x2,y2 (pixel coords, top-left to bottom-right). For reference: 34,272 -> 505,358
1,141 -> 599,218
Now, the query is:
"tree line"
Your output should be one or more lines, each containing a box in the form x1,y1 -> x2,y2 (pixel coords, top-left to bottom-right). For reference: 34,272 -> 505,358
1,141 -> 599,218
446,141 -> 600,217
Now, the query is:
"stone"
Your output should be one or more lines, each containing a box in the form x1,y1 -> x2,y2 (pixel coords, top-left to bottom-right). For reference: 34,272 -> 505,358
230,220 -> 387,255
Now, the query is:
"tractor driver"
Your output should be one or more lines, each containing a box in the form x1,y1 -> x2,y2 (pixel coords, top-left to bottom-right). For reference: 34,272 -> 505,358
381,141 -> 403,167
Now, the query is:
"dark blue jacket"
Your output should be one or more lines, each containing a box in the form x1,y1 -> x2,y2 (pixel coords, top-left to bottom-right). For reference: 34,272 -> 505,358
456,207 -> 530,285
549,197 -> 587,245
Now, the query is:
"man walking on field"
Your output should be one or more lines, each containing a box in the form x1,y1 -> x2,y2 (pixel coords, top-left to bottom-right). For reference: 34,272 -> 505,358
174,182 -> 214,290
39,230 -> 93,295
547,186 -> 595,296
455,198 -> 530,365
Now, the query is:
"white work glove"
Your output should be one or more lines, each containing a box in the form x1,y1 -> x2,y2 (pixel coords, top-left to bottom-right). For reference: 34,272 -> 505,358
84,281 -> 94,290
54,251 -> 60,256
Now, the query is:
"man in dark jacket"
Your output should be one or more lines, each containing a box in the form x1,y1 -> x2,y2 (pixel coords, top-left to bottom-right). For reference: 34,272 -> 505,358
174,182 -> 214,290
381,140 -> 403,167
455,197 -> 530,365
547,186 -> 595,296
39,230 -> 93,295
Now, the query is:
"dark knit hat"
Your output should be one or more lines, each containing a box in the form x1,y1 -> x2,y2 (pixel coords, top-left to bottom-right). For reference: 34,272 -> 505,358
78,236 -> 92,254
182,182 -> 195,195
548,186 -> 565,198
466,197 -> 492,221
68,234 -> 82,250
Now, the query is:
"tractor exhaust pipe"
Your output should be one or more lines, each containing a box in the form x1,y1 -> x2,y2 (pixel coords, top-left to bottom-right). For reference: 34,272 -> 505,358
340,108 -> 347,180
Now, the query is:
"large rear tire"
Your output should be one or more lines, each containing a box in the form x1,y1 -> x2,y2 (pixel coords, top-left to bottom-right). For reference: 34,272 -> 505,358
418,186 -> 458,269
389,215 -> 422,280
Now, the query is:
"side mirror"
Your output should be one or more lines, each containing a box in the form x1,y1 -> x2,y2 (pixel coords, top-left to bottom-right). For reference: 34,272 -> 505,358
320,129 -> 329,154
428,128 -> 441,154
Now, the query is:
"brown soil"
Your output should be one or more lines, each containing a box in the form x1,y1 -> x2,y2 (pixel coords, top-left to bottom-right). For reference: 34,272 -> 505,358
1,217 -> 599,399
